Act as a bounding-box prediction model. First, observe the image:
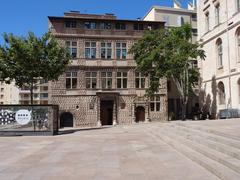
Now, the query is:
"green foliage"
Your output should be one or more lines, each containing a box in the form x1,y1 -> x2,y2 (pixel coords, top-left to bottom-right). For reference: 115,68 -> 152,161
0,32 -> 70,104
130,24 -> 205,96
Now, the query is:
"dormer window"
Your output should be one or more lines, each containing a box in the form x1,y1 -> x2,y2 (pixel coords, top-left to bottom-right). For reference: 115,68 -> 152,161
65,21 -> 77,28
134,24 -> 144,30
115,23 -> 126,30
85,22 -> 97,29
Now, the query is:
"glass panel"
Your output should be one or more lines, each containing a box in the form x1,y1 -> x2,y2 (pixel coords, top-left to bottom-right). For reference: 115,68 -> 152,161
91,42 -> 96,47
107,72 -> 112,77
122,49 -> 127,59
72,72 -> 77,77
72,42 -> 77,46
86,72 -> 90,77
85,42 -> 90,47
92,72 -> 97,77
141,78 -> 145,88
107,79 -> 112,89
72,78 -> 77,89
66,78 -> 71,89
85,48 -> 90,58
107,49 -> 111,59
150,103 -> 155,111
86,78 -> 91,89
91,48 -> 96,58
123,79 -> 127,88
117,79 -> 121,88
101,72 -> 106,77
116,49 -> 121,59
156,103 -> 160,111
116,43 -> 121,48
66,72 -> 71,77
92,79 -> 97,89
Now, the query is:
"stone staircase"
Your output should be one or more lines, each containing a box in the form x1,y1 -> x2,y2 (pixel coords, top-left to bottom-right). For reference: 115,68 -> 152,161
146,122 -> 240,180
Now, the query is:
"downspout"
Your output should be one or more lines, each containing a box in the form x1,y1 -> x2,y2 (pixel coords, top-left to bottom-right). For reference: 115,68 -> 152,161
225,0 -> 232,109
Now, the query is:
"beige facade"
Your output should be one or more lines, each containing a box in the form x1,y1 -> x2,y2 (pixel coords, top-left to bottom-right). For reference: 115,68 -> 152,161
19,80 -> 49,105
0,82 -> 19,104
198,0 -> 240,118
48,12 -> 167,127
144,5 -> 199,119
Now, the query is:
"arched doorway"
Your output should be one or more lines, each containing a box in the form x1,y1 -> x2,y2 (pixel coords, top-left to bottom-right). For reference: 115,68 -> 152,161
135,106 -> 145,123
60,112 -> 73,128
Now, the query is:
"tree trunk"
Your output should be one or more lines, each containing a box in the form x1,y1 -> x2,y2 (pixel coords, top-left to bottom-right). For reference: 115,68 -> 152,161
30,81 -> 34,105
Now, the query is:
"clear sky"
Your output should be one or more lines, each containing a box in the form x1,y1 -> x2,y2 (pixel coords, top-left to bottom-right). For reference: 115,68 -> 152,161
0,0 -> 191,44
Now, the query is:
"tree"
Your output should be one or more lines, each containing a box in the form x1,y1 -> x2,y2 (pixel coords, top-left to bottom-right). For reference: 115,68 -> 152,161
129,24 -> 205,120
0,32 -> 70,104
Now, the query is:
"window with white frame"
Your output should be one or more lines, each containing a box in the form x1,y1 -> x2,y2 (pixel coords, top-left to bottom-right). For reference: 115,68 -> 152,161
238,79 -> 240,104
205,12 -> 209,32
135,72 -> 145,89
216,38 -> 223,68
66,71 -> 77,89
85,42 -> 96,59
86,72 -> 97,89
66,41 -> 77,58
101,72 -> 112,89
218,82 -> 225,105
150,95 -> 161,112
215,4 -> 220,26
116,43 -> 127,59
117,72 -> 127,89
236,29 -> 240,62
237,0 -> 240,12
101,42 -> 112,59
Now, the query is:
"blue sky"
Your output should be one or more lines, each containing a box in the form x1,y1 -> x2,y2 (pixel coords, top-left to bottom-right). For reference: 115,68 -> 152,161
0,0 -> 190,44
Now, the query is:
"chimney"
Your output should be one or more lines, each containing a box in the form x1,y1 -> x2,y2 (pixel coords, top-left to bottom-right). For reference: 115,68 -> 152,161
173,0 -> 181,9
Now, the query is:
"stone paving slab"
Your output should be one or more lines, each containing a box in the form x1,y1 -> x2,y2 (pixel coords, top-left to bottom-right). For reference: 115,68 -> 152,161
0,121 -> 229,180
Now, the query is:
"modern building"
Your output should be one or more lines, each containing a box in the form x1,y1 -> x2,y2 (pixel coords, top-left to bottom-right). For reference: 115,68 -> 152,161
0,82 -> 19,104
143,1 -> 199,119
48,11 -> 167,127
198,0 -> 240,118
19,79 -> 49,105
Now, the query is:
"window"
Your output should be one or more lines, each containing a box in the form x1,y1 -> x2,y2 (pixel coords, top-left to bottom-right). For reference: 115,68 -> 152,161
236,28 -> 240,62
192,14 -> 197,21
101,72 -> 112,89
100,22 -> 111,29
177,16 -> 185,26
84,22 -> 97,29
163,15 -> 170,26
238,79 -> 240,103
86,72 -> 97,89
218,82 -> 225,105
101,42 -> 112,59
205,12 -> 209,32
66,41 -> 77,58
65,21 -> 77,28
192,29 -> 198,36
237,0 -> 240,12
135,72 -> 145,89
85,42 -> 96,59
66,72 -> 77,89
40,93 -> 48,98
117,72 -> 127,89
150,95 -> 161,111
116,43 -> 127,59
0,88 -> 3,92
115,23 -> 126,30
216,38 -> 223,68
215,4 -> 220,26
134,23 -> 144,30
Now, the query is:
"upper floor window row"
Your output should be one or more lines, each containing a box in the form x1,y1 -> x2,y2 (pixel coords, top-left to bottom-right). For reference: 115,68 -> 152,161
65,21 -> 158,31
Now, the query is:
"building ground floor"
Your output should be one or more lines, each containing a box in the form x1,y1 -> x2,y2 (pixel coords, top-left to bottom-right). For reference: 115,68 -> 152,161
200,73 -> 240,119
51,92 -> 167,128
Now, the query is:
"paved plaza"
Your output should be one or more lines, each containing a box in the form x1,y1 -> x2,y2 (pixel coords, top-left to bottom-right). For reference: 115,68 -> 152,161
1,119 -> 240,180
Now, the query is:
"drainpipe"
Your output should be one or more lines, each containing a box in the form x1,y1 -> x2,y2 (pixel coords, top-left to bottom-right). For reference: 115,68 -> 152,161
225,0 -> 232,109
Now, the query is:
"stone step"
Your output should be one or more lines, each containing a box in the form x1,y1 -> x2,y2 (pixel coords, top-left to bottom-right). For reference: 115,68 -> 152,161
146,126 -> 240,180
167,124 -> 240,161
156,126 -> 240,174
175,122 -> 240,141
170,123 -> 240,150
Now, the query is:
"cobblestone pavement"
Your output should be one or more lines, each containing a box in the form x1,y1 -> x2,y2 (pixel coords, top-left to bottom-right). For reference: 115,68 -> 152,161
1,119 -> 240,180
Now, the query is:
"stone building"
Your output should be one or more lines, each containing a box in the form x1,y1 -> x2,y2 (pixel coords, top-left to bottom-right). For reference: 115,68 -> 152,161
0,82 -> 19,104
143,2 -> 198,119
48,11 -> 167,127
198,0 -> 240,118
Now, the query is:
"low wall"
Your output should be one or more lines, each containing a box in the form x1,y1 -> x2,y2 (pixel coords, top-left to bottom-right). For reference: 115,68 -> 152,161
0,105 -> 59,136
